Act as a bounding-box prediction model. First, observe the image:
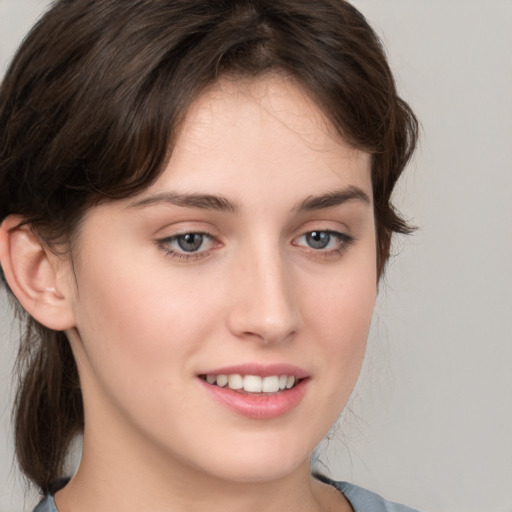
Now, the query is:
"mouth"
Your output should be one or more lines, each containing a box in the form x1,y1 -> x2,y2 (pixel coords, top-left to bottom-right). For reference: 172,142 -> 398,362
198,367 -> 309,419
199,374 -> 303,394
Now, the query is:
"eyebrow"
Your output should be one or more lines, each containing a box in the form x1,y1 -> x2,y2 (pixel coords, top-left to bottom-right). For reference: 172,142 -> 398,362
128,185 -> 370,213
128,192 -> 239,212
296,186 -> 371,212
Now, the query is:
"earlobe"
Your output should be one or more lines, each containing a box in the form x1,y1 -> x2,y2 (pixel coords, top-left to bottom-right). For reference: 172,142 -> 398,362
0,215 -> 76,331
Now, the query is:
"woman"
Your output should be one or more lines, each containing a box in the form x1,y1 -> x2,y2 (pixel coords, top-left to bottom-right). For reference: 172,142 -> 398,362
0,1 -> 419,511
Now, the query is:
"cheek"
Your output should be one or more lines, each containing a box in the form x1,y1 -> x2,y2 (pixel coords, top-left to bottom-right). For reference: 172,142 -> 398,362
71,253 -> 195,385
70,247 -> 231,408
69,261 -> 217,436
302,241 -> 377,342
312,280 -> 375,375
299,248 -> 377,402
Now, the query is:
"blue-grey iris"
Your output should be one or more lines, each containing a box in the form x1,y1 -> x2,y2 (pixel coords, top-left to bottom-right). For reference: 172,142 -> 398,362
306,231 -> 331,249
177,233 -> 204,252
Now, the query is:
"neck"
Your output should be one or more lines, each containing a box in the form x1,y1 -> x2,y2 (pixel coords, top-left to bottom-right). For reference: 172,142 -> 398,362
57,454 -> 323,512
55,424 -> 325,512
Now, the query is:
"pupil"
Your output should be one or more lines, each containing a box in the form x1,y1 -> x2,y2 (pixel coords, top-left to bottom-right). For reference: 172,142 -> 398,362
307,231 -> 330,249
178,233 -> 203,252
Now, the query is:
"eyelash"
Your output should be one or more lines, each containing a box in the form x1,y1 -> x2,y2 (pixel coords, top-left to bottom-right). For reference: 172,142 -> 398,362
156,230 -> 355,261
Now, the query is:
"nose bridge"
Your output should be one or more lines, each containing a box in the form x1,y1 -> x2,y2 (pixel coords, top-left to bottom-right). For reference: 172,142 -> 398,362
227,237 -> 301,344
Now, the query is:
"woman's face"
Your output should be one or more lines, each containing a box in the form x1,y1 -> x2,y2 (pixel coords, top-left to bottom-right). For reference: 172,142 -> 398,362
64,74 -> 377,484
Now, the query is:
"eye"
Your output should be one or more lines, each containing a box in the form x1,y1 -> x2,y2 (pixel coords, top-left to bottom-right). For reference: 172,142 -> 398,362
157,232 -> 217,260
293,230 -> 355,255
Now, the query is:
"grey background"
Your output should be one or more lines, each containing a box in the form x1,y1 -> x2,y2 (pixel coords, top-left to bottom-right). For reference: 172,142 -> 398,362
1,1 -> 511,511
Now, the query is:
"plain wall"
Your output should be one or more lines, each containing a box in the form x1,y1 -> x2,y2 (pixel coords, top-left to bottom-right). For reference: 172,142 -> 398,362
1,1 -> 511,511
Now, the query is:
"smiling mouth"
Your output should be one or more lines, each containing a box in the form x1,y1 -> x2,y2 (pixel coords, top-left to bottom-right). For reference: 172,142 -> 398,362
199,374 -> 302,394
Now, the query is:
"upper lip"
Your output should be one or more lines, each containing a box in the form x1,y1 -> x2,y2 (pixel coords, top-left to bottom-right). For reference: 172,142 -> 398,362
199,363 -> 309,379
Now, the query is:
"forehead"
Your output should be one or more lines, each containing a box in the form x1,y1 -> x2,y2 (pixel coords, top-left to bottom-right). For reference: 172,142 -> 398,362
184,75 -> 337,145
152,73 -> 372,198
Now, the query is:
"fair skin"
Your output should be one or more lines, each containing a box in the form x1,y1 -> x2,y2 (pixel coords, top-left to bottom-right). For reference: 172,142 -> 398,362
0,75 -> 376,512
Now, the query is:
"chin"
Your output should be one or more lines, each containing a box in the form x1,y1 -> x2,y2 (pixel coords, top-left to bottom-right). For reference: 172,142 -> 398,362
183,431 -> 319,484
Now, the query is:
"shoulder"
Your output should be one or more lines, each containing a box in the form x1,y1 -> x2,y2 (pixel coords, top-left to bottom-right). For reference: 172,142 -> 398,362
32,478 -> 68,512
33,478 -> 70,512
336,481 -> 420,512
316,475 -> 421,512
32,495 -> 58,512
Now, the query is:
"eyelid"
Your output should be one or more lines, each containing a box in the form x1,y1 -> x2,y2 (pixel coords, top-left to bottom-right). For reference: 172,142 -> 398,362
152,219 -> 220,237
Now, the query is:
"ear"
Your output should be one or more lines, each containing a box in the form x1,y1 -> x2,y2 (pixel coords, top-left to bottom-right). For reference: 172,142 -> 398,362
0,215 -> 76,330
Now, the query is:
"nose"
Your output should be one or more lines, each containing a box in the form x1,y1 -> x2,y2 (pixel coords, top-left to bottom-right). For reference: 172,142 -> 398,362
226,245 -> 302,345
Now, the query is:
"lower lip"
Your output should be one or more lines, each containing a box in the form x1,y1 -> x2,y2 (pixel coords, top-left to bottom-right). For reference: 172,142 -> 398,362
198,378 -> 309,420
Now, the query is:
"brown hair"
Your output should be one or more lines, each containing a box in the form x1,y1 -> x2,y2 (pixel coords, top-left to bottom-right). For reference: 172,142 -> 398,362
0,0 -> 418,493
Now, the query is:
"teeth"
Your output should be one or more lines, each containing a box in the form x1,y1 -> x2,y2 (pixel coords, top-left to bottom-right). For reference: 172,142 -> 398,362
286,376 -> 295,389
216,374 -> 228,387
204,374 -> 299,393
228,374 -> 243,390
243,375 -> 262,393
262,376 -> 279,393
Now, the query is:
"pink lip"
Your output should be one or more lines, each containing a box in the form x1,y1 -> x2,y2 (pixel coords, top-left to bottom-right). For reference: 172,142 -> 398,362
197,363 -> 310,420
